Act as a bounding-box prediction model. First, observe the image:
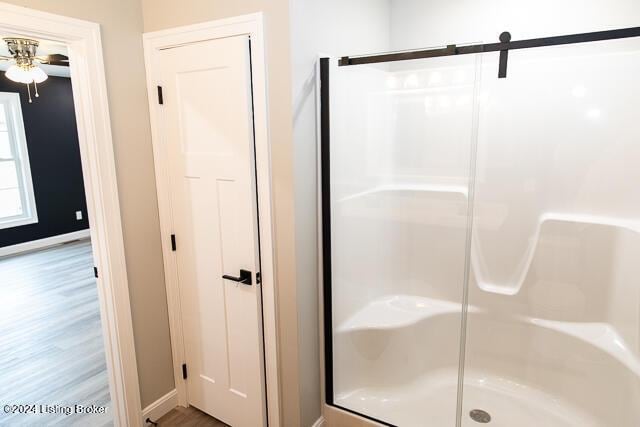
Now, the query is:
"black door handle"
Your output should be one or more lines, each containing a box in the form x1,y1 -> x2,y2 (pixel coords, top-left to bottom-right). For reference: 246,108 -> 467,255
222,269 -> 252,286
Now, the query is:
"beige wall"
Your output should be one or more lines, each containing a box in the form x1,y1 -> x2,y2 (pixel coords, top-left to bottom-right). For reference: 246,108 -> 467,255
1,0 -> 175,408
142,0 -> 303,425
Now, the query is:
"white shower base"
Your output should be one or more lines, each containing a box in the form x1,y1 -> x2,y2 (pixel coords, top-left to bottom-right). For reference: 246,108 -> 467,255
336,369 -> 596,427
333,295 -> 640,426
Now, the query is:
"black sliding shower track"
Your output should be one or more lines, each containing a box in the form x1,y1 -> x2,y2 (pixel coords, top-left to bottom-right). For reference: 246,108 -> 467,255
321,24 -> 640,427
338,26 -> 640,78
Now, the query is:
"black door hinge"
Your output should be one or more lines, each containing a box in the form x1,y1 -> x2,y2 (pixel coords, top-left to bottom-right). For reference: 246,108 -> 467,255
256,272 -> 261,284
171,234 -> 177,251
182,363 -> 187,379
157,86 -> 164,104
93,267 -> 99,278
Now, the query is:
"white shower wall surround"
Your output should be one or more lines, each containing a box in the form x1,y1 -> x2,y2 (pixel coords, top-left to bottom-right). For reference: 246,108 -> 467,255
326,37 -> 640,426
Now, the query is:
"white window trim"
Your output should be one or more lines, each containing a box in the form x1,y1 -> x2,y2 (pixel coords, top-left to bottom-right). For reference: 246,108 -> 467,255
0,91 -> 38,230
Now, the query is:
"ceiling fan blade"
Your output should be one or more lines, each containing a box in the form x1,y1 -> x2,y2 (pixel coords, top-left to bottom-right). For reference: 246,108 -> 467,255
35,54 -> 70,67
47,54 -> 69,62
48,60 -> 70,67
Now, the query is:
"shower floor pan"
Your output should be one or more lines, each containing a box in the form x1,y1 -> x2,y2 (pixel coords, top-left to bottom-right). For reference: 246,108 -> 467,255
333,295 -> 640,426
336,370 -> 596,427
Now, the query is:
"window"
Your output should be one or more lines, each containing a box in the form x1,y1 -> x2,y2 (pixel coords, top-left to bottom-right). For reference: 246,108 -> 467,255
0,92 -> 37,229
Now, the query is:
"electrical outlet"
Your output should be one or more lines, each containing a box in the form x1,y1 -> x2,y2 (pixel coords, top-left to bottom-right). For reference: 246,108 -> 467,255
76,210 -> 83,221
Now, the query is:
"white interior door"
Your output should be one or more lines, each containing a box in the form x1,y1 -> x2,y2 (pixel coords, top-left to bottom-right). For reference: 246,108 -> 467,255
158,35 -> 266,427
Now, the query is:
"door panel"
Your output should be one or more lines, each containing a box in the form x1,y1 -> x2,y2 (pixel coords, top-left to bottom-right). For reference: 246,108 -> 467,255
323,54 -> 480,426
159,35 -> 265,427
462,39 -> 640,427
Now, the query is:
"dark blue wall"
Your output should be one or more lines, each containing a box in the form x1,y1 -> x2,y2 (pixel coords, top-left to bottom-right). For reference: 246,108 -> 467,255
0,75 -> 89,248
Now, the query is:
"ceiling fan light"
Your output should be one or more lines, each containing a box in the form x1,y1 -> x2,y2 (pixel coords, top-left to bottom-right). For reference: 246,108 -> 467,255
5,64 -> 33,84
31,66 -> 48,84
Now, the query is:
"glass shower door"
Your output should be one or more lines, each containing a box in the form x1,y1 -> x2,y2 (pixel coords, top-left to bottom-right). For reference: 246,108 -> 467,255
323,53 -> 480,426
461,38 -> 640,427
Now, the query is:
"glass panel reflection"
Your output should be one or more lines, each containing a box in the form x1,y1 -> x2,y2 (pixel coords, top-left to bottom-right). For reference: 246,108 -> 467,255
328,55 -> 479,426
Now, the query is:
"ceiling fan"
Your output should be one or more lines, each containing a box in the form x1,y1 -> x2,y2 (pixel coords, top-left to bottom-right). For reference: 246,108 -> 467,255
0,38 -> 70,103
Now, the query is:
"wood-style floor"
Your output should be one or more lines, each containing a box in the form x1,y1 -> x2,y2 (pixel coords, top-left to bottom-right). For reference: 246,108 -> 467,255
154,406 -> 228,427
0,239 -> 112,426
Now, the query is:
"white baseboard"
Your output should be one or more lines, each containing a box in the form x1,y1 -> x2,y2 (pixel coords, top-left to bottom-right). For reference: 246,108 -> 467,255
142,389 -> 178,424
312,416 -> 325,427
0,229 -> 91,258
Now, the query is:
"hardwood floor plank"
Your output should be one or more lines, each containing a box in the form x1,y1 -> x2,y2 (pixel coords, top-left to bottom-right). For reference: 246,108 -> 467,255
154,406 -> 228,427
0,240 -> 112,427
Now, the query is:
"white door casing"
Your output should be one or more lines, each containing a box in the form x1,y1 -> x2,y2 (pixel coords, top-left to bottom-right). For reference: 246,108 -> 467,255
158,35 -> 266,427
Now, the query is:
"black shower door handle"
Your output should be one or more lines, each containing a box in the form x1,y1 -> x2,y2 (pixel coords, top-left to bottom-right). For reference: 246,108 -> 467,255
222,269 -> 252,286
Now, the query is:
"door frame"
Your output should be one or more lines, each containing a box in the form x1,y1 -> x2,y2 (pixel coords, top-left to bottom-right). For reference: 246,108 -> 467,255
143,13 -> 280,426
0,2 -> 143,426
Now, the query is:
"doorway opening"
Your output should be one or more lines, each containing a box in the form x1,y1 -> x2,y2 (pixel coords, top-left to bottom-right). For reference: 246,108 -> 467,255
0,36 -> 110,426
0,3 -> 142,425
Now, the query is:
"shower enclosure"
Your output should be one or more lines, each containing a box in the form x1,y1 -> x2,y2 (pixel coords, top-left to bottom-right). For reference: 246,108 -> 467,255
321,28 -> 640,427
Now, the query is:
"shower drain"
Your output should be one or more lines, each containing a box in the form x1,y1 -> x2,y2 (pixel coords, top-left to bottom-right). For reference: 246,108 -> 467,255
469,409 -> 491,423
